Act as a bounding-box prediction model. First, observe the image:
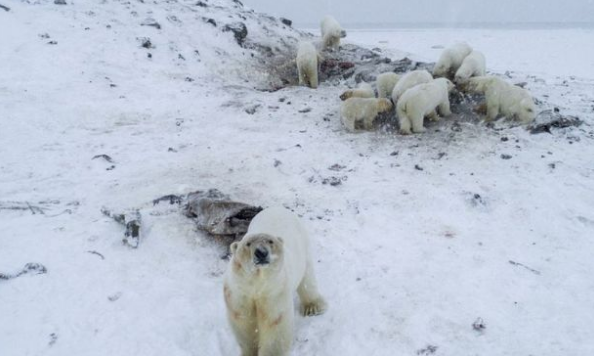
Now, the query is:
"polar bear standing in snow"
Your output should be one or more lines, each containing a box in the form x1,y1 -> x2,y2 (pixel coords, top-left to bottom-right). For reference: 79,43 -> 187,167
224,207 -> 327,356
464,76 -> 536,123
321,15 -> 346,51
390,70 -> 433,104
396,78 -> 455,134
296,42 -> 321,88
454,51 -> 486,83
340,97 -> 393,132
433,42 -> 473,79
376,72 -> 400,99
339,82 -> 374,100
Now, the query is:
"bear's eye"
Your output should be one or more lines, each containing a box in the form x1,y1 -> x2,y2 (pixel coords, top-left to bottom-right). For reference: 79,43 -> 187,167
268,240 -> 274,245
246,242 -> 251,247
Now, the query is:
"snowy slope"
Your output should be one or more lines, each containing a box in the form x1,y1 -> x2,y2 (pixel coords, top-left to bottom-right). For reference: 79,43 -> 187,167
2,1 -> 594,356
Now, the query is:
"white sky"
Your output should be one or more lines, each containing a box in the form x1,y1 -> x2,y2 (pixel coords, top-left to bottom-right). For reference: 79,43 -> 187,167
243,0 -> 594,26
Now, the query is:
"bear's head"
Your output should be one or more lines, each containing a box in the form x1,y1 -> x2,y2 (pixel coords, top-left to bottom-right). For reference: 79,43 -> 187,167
432,63 -> 448,79
518,98 -> 536,123
230,233 -> 284,275
435,78 -> 455,92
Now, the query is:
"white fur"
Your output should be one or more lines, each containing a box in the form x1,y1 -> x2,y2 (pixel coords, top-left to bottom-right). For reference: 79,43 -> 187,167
433,42 -> 473,79
466,76 -> 536,123
396,78 -> 455,134
376,72 -> 400,99
320,15 -> 345,51
340,97 -> 393,132
391,70 -> 433,104
224,207 -> 327,356
339,82 -> 374,101
454,51 -> 486,83
296,42 -> 320,89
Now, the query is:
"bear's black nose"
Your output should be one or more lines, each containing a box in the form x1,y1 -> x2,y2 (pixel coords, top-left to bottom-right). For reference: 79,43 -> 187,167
254,247 -> 269,263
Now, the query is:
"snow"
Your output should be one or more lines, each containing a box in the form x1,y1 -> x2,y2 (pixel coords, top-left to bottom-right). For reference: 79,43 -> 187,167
1,1 -> 594,356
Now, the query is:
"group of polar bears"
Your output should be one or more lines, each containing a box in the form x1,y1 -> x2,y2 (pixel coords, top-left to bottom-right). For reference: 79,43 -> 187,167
295,17 -> 537,134
340,42 -> 537,134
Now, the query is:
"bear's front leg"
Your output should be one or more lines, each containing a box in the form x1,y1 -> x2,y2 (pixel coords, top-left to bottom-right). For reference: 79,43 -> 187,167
438,99 -> 452,117
485,102 -> 499,122
257,296 -> 294,356
411,114 -> 426,133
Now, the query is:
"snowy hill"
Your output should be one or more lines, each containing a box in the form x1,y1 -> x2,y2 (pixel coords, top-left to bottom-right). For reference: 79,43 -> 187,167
1,1 -> 594,355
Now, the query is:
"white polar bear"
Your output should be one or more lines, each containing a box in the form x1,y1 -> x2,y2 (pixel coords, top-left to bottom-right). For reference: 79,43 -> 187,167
339,82 -> 374,101
390,70 -> 433,104
454,51 -> 486,83
340,97 -> 393,132
224,207 -> 327,356
433,42 -> 473,79
376,72 -> 400,99
296,42 -> 321,89
320,15 -> 346,51
464,76 -> 536,123
396,78 -> 455,134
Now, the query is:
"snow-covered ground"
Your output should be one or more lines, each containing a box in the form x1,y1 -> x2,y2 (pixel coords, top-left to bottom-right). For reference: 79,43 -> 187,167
1,1 -> 594,355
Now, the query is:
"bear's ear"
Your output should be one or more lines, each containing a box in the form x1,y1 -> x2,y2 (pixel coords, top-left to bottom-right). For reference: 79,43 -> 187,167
276,236 -> 284,245
230,242 -> 239,255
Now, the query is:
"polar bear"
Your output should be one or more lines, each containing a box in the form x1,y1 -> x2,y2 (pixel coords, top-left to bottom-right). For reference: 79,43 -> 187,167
396,78 -> 455,134
224,207 -> 327,356
296,42 -> 321,89
433,42 -> 473,79
454,51 -> 486,83
464,76 -> 536,123
339,82 -> 374,101
321,15 -> 346,51
390,70 -> 433,104
340,97 -> 393,132
376,72 -> 400,99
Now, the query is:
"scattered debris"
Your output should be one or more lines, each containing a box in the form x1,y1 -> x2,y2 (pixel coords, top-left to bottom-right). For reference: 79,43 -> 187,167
87,250 -> 105,260
153,194 -> 183,206
222,22 -> 248,46
244,104 -> 261,115
530,110 -> 583,134
101,208 -> 142,248
54,0 -> 66,4
203,17 -> 217,27
48,333 -> 58,346
0,263 -> 47,281
0,3 -> 10,11
108,292 -> 122,302
414,164 -> 424,171
138,37 -> 153,49
280,18 -> 292,27
184,189 -> 263,241
417,345 -> 438,355
321,176 -> 347,186
509,260 -> 541,275
273,159 -> 282,167
472,317 -> 486,332
328,164 -> 346,171
500,154 -> 512,160
47,40 -> 58,45
298,107 -> 312,113
141,17 -> 161,30
92,154 -> 113,163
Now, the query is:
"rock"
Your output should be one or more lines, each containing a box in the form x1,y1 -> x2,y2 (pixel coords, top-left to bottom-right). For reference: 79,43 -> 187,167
195,1 -> 208,7
54,0 -> 66,4
223,22 -> 248,46
500,154 -> 512,160
0,3 -> 10,11
244,104 -> 261,115
138,37 -> 154,49
280,18 -> 292,27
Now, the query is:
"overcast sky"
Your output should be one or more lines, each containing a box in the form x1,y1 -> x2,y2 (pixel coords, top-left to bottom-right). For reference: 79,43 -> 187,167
243,0 -> 594,26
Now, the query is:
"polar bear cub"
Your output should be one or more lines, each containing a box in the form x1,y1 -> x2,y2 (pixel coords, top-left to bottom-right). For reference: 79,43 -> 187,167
321,15 -> 346,51
391,70 -> 433,104
224,207 -> 327,356
339,82 -> 374,101
465,76 -> 536,123
396,78 -> 455,134
340,97 -> 393,132
296,41 -> 321,89
433,42 -> 473,79
376,72 -> 400,99
454,51 -> 486,83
